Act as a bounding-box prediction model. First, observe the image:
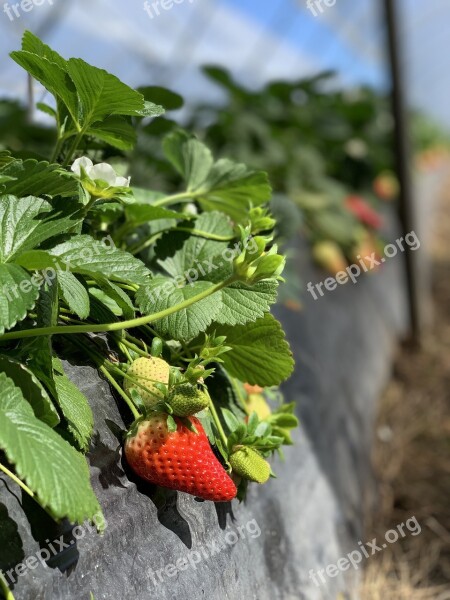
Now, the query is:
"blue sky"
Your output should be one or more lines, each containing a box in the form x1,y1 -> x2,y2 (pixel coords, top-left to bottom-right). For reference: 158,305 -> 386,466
0,0 -> 448,126
220,0 -> 387,88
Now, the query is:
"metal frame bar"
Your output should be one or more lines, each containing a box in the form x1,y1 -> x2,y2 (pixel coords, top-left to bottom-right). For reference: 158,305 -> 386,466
384,0 -> 421,343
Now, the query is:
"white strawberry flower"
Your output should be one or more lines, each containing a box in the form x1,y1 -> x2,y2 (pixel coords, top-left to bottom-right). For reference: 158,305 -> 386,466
71,156 -> 132,202
71,157 -> 130,187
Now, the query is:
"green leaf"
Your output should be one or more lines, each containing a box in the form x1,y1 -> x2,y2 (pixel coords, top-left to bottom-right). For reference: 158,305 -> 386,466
163,130 -> 213,189
65,58 -> 163,127
37,102 -> 57,118
136,276 -> 221,341
88,294 -> 118,325
269,413 -> 299,428
58,271 -> 90,320
162,131 -> 271,222
87,116 -> 137,150
18,235 -> 152,285
52,358 -> 94,452
36,278 -> 59,328
0,355 -> 59,427
0,372 -> 101,523
125,200 -> 185,226
158,212 -> 232,277
167,415 -> 177,433
215,281 -> 278,326
130,187 -> 166,205
92,277 -> 135,320
246,411 -> 260,435
20,30 -> 67,69
197,160 -> 271,222
140,101 -> 166,118
50,236 -> 151,284
0,195 -> 82,263
11,32 -> 164,134
215,313 -> 294,386
0,160 -> 79,198
22,282 -> 59,416
0,150 -> 15,169
0,175 -> 16,185
156,212 -> 275,327
0,264 -> 39,334
10,50 -> 79,127
89,288 -> 122,316
16,284 -> 59,443
137,86 -> 184,110
221,408 -> 241,432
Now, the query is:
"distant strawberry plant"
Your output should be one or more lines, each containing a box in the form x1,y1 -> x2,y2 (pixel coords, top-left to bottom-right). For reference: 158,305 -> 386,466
0,30 -> 297,548
186,67 -> 390,274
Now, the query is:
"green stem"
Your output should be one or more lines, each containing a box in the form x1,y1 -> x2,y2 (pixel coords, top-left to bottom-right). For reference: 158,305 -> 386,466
141,324 -> 160,339
62,131 -> 84,167
59,315 -> 81,325
204,389 -> 228,449
152,191 -> 196,207
0,462 -> 35,499
174,227 -> 235,241
118,341 -> 133,362
128,231 -> 165,256
120,338 -> 148,358
116,283 -> 139,293
129,226 -> 233,256
0,572 -> 15,600
83,194 -> 99,215
65,334 -> 139,419
99,365 -> 140,420
50,136 -> 64,163
114,222 -> 135,245
0,278 -> 235,342
124,332 -> 147,349
119,370 -> 166,400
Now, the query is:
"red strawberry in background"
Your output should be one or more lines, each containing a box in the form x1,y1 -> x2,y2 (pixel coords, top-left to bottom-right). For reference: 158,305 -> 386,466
243,383 -> 264,395
345,195 -> 383,230
125,414 -> 237,502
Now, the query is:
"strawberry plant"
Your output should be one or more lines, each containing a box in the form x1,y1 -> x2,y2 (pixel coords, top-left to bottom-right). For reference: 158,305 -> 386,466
0,30 -> 297,554
183,67 -> 389,274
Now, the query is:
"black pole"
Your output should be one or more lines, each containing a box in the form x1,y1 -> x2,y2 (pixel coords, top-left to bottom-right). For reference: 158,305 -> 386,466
384,0 -> 421,344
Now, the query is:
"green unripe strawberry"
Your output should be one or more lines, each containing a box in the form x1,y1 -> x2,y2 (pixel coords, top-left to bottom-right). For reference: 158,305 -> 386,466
229,447 -> 271,484
124,357 -> 169,408
167,384 -> 209,417
312,241 -> 348,276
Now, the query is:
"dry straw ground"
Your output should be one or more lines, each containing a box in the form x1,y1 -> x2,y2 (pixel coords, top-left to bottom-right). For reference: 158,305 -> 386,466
361,174 -> 450,600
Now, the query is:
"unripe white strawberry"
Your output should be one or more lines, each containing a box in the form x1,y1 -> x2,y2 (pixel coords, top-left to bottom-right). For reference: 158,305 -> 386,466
124,357 -> 169,408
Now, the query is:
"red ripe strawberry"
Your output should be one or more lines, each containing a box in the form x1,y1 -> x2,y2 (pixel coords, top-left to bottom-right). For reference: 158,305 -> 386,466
345,195 -> 383,229
125,414 -> 237,502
